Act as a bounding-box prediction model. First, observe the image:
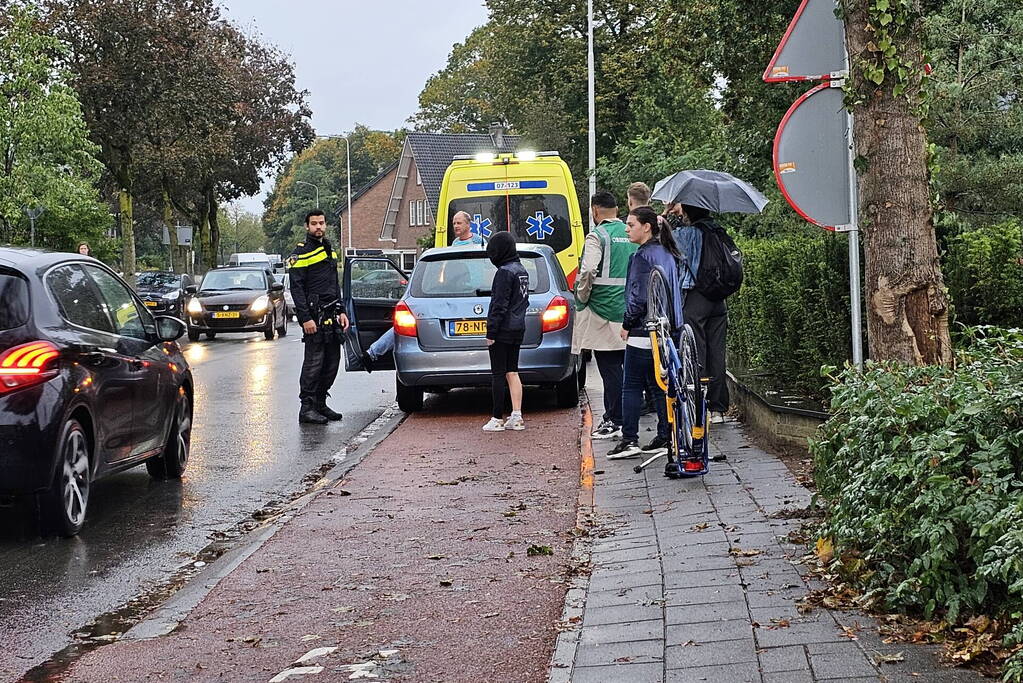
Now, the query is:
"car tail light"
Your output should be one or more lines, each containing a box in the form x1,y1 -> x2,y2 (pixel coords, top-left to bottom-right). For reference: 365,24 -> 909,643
0,341 -> 61,393
541,296 -> 570,333
393,301 -> 417,337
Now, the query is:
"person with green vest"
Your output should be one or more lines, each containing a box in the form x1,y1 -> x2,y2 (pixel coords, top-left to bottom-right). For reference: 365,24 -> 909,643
572,191 -> 639,439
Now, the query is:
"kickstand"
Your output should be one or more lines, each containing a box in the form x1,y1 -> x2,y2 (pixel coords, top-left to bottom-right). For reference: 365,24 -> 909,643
634,451 -> 666,474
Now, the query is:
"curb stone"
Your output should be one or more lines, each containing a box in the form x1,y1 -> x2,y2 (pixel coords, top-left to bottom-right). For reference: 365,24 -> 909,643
548,391 -> 595,683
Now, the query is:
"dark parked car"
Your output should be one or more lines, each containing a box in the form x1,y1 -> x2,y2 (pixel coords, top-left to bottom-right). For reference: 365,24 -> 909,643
0,247 -> 193,536
184,267 -> 287,342
134,270 -> 195,317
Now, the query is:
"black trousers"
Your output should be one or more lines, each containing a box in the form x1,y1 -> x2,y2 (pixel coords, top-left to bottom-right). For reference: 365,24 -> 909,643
488,340 -> 521,419
684,289 -> 730,412
593,349 -> 624,425
299,337 -> 341,404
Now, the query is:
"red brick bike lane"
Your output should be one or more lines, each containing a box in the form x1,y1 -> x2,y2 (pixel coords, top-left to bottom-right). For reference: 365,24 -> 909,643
62,394 -> 583,682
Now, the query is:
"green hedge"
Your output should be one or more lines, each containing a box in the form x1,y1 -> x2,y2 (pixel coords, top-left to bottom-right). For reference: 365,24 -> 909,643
811,328 -> 1023,678
728,232 -> 854,397
727,221 -> 1023,397
945,220 -> 1023,329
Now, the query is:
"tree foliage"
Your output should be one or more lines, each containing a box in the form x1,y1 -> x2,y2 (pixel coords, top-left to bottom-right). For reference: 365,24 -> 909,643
0,2 -> 110,251
46,0 -> 312,273
262,126 -> 403,256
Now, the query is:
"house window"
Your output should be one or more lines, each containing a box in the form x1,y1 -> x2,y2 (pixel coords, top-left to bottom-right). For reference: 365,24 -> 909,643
408,200 -> 415,226
416,169 -> 422,186
416,200 -> 424,226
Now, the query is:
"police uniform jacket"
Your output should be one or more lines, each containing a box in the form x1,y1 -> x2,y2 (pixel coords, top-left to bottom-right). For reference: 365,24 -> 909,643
288,237 -> 341,325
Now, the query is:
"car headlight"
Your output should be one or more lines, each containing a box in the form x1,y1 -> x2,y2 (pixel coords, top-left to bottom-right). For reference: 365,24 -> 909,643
186,298 -> 203,315
161,291 -> 178,300
249,295 -> 270,314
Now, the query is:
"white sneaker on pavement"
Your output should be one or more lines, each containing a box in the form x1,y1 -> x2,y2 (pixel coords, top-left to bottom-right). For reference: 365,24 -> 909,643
504,415 -> 525,431
710,412 -> 726,424
606,440 -> 641,459
482,417 -> 506,432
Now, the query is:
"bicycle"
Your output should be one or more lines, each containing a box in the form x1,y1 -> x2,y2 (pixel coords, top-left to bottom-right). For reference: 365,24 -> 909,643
633,268 -> 709,478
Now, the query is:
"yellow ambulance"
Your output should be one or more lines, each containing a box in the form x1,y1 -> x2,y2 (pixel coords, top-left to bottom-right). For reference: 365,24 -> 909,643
433,151 -> 586,286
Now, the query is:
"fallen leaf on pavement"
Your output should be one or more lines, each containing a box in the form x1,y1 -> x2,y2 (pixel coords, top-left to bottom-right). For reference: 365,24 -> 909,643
527,544 -> 554,556
815,536 -> 835,564
873,651 -> 905,664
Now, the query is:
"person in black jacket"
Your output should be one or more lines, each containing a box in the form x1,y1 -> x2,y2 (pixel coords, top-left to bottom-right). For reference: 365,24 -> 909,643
289,209 -> 350,424
482,231 -> 529,432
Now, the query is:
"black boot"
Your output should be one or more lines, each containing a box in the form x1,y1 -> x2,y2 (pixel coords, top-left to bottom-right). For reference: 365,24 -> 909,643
317,400 -> 343,421
361,352 -> 374,374
299,400 -> 328,424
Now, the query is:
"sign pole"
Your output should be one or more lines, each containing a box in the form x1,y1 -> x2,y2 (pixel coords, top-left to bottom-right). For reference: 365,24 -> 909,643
586,0 -> 596,217
842,42 -> 864,370
846,109 -> 863,370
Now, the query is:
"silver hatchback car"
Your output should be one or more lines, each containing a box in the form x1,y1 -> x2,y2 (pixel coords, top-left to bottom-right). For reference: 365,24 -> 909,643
343,245 -> 579,413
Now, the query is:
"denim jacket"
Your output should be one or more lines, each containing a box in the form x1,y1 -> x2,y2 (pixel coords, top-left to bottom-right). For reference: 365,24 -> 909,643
622,241 -> 683,338
672,225 -> 703,290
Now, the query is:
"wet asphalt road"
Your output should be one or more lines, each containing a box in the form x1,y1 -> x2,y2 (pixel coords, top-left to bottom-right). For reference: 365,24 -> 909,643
0,331 -> 394,682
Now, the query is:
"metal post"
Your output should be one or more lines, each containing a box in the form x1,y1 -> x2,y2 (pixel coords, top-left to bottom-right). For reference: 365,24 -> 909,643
586,0 -> 596,219
296,180 -> 319,208
24,205 -> 45,247
846,110 -> 864,370
343,136 -> 352,255
842,46 -> 864,370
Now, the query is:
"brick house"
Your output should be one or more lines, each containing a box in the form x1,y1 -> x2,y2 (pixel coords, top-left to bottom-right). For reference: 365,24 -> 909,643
339,126 -> 521,270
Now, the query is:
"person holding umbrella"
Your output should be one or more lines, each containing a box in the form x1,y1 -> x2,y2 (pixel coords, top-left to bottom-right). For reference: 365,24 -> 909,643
652,170 -> 768,424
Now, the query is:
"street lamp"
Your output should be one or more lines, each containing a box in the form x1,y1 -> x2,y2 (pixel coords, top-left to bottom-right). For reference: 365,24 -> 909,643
316,134 -> 352,255
23,205 -> 45,247
295,180 -> 319,208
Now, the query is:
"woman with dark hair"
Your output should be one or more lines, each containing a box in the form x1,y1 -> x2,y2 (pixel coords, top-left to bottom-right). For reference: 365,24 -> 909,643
668,203 -> 731,424
606,206 -> 684,459
76,242 -> 91,256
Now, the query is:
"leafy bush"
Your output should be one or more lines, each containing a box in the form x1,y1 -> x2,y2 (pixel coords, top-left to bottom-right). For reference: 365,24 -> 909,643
944,221 -> 1023,329
812,328 -> 1023,673
728,232 -> 854,397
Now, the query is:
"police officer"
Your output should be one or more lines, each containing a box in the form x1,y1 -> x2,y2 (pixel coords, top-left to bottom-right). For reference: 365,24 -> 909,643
289,209 -> 349,424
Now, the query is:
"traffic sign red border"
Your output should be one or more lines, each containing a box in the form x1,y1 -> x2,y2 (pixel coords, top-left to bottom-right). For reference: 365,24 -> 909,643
772,82 -> 842,231
763,0 -> 839,83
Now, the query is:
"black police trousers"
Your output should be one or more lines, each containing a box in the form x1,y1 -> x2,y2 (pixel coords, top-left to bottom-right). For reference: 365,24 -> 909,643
299,337 -> 341,404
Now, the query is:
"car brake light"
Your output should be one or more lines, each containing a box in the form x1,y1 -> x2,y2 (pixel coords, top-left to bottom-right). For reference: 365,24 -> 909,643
0,341 -> 60,393
393,301 -> 417,337
542,296 -> 570,333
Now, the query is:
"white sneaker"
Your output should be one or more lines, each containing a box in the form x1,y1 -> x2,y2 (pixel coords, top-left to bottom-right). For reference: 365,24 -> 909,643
482,417 -> 506,432
504,415 -> 525,431
710,412 -> 726,424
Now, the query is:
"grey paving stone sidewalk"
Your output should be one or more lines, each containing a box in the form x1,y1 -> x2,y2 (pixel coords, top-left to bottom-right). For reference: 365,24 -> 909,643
555,384 -> 984,683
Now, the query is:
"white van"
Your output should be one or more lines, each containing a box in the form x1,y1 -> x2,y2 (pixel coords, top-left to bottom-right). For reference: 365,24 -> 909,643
228,252 -> 271,268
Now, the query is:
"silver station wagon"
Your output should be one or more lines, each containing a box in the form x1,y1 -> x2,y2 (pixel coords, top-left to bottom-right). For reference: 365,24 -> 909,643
343,244 -> 579,412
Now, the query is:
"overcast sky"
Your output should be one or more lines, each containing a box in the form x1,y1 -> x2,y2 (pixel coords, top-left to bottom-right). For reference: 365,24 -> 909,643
221,0 -> 489,213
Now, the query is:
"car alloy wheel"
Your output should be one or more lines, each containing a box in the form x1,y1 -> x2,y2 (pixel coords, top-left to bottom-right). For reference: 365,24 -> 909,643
51,419 -> 90,536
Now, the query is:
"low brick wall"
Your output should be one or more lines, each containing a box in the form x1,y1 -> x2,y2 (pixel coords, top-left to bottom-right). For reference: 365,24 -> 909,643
726,372 -> 828,453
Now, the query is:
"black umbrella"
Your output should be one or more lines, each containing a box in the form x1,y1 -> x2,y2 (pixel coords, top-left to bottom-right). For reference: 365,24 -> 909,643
651,170 -> 769,214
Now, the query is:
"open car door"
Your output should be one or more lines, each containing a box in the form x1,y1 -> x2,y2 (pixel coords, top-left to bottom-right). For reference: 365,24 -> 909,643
343,256 -> 408,372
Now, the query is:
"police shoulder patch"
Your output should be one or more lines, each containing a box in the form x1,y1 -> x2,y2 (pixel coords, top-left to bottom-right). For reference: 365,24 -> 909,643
288,254 -> 298,266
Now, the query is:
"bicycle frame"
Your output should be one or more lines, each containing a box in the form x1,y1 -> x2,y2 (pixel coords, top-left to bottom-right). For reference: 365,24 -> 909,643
634,325 -> 709,478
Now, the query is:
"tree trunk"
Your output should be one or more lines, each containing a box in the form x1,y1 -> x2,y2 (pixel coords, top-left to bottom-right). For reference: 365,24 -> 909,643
844,2 -> 953,366
207,189 -> 220,270
162,186 -> 179,273
118,188 -> 136,287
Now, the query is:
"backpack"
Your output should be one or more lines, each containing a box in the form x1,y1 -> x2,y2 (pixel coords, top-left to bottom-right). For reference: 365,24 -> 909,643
694,220 -> 743,300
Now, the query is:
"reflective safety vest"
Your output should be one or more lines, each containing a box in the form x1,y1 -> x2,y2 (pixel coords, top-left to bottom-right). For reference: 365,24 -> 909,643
581,219 -> 636,323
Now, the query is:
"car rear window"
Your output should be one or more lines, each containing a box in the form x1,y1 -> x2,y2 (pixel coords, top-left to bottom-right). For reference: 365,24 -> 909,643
0,272 -> 30,330
410,253 -> 548,298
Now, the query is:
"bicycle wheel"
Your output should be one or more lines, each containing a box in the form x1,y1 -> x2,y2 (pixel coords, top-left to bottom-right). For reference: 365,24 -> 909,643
677,325 -> 702,455
646,268 -> 672,387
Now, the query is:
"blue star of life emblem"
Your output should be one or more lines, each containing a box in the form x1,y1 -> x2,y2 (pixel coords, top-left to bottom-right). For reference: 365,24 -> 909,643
525,211 -> 555,240
471,214 -> 493,238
